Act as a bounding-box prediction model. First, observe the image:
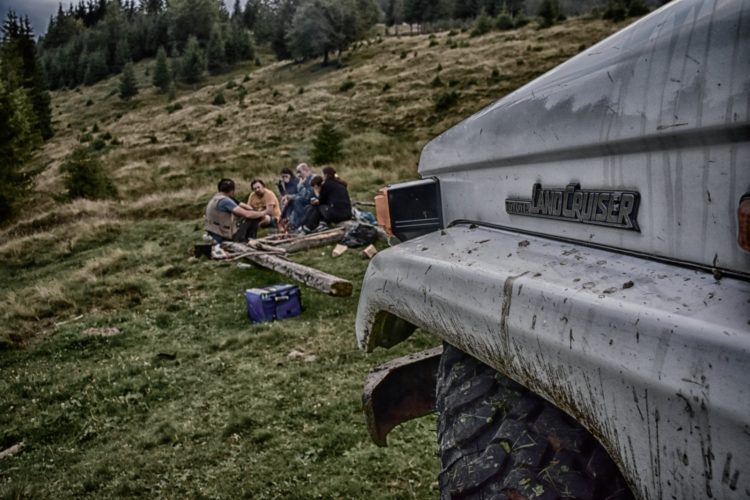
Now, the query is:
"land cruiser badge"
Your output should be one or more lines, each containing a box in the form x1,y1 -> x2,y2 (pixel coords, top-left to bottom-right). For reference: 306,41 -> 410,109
505,183 -> 640,231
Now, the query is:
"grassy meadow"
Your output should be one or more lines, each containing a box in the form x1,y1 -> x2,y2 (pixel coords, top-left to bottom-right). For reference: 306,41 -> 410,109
1,17 -> 627,498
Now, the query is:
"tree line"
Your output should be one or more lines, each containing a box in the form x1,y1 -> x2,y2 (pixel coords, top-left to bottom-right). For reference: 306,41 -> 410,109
35,0 -> 660,91
0,12 -> 53,222
39,0 -> 257,90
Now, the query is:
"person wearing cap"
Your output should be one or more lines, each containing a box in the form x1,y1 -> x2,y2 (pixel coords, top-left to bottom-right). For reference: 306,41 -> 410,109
205,178 -> 265,244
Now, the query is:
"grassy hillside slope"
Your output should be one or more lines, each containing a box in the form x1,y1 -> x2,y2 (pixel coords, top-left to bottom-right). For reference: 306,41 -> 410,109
0,17 -> 626,498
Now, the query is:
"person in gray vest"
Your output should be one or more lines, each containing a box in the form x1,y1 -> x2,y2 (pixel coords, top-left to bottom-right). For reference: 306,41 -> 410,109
205,178 -> 265,244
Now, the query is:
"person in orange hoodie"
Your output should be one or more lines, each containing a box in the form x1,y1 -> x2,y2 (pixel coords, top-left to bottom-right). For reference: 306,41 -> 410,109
246,178 -> 282,237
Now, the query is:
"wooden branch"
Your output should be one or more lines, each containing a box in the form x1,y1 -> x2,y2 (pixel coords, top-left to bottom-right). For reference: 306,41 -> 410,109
354,200 -> 376,207
222,242 -> 353,297
0,443 -> 24,460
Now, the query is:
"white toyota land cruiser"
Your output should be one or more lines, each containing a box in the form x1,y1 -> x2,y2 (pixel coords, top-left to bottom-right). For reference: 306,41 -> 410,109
355,1 -> 750,498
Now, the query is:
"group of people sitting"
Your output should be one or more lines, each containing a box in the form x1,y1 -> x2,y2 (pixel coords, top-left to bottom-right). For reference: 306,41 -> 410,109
204,163 -> 352,244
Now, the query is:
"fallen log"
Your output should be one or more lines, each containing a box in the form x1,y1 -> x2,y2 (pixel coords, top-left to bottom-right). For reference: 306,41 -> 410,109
222,242 -> 353,297
247,240 -> 287,254
279,227 -> 347,253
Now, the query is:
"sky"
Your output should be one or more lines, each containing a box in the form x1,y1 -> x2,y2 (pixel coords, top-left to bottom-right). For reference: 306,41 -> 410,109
0,0 -> 239,38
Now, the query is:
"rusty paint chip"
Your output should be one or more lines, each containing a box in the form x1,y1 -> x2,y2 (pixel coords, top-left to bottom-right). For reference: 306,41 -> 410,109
623,280 -> 634,289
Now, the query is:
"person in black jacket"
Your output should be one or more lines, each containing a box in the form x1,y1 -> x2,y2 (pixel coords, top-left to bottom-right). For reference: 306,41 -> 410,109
299,166 -> 352,233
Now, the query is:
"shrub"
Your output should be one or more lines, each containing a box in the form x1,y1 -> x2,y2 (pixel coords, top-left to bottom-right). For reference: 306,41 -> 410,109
490,68 -> 500,79
101,131 -> 112,140
213,92 -> 226,105
496,11 -> 514,30
215,115 -> 225,125
226,80 -> 237,89
255,58 -> 262,66
85,99 -> 93,106
434,91 -> 459,112
92,123 -> 99,133
91,137 -> 107,151
286,104 -> 294,113
538,0 -> 563,27
243,74 -> 251,82
80,132 -> 93,143
298,87 -> 304,94
628,0 -> 649,17
471,8 -> 493,37
179,36 -> 206,84
431,75 -> 444,87
400,50 -> 407,59
60,147 -> 117,200
514,15 -> 530,28
603,0 -> 646,20
339,79 -> 355,92
152,46 -> 171,93
166,102 -> 182,113
429,39 -> 439,47
381,82 -> 391,92
119,63 -> 138,100
436,63 -> 443,72
311,122 -> 343,164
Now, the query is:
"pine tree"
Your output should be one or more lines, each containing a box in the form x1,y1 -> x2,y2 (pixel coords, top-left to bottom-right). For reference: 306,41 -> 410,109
60,146 -> 117,200
206,24 -> 227,75
311,122 -> 343,164
84,49 -> 108,85
119,61 -> 138,100
538,0 -> 561,27
179,35 -> 205,84
1,14 -> 52,138
243,0 -> 260,30
113,38 -> 131,72
470,8 -> 492,36
226,20 -> 254,64
152,45 -> 171,92
0,80 -> 39,221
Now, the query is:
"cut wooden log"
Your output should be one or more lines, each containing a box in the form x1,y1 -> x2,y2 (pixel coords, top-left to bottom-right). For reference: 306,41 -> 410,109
222,242 -> 353,297
247,240 -> 287,254
279,227 -> 347,253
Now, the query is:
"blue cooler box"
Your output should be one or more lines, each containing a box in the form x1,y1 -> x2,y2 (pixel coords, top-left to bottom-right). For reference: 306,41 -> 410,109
244,284 -> 302,323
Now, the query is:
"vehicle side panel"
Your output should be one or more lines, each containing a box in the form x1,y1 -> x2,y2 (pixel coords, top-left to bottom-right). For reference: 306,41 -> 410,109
356,225 -> 750,499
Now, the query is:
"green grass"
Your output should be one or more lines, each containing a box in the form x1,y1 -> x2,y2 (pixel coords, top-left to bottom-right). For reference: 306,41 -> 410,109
1,220 -> 440,498
0,15 -> 631,497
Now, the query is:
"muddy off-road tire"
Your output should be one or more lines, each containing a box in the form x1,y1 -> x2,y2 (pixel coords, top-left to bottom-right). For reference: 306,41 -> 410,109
437,343 -> 634,500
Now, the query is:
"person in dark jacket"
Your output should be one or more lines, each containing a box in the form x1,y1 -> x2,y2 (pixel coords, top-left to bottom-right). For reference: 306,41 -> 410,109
299,166 -> 352,233
277,167 -> 298,231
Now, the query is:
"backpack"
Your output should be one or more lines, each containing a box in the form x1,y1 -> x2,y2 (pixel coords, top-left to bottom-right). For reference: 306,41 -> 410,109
341,223 -> 379,248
